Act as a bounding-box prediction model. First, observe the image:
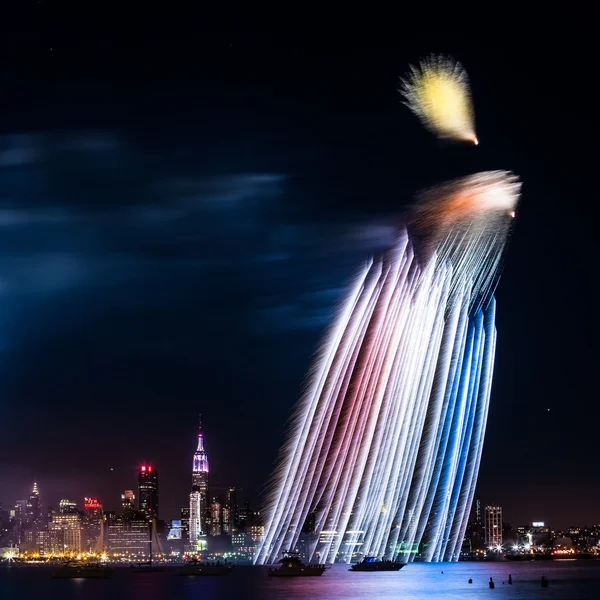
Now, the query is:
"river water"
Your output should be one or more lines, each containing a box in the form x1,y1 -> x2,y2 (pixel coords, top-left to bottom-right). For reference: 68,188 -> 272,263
1,560 -> 599,599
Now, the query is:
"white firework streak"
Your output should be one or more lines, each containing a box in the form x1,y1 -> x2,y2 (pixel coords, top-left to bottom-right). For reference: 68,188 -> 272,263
255,171 -> 520,565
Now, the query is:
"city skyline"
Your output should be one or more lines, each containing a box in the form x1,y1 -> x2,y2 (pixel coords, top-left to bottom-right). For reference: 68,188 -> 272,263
0,419 -> 267,560
0,418 -> 257,522
2,436 -> 593,537
4,458 -> 599,562
2,417 -> 598,564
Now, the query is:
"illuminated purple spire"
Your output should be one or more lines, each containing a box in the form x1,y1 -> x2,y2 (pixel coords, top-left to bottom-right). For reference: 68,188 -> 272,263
190,414 -> 210,541
193,414 -> 209,474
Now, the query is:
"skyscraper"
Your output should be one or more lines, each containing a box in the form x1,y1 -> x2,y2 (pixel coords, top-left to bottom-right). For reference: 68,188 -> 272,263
256,172 -> 520,564
26,482 -> 40,525
467,495 -> 485,551
84,498 -> 102,520
49,513 -> 82,553
83,498 -> 103,552
59,499 -> 78,514
485,506 -> 503,547
189,415 -> 209,549
192,416 -> 209,492
105,515 -> 150,557
226,487 -> 238,533
189,491 -> 204,551
180,507 -> 190,544
121,490 -> 135,514
15,499 -> 28,524
209,498 -> 222,536
138,465 -> 159,519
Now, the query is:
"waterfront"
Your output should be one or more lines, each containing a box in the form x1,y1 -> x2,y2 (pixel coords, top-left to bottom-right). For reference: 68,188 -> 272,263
2,561 -> 600,599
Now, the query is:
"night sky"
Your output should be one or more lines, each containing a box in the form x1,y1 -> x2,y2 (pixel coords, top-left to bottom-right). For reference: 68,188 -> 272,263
0,8 -> 596,529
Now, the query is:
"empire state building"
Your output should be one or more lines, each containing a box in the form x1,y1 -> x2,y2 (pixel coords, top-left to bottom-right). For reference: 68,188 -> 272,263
189,415 -> 209,549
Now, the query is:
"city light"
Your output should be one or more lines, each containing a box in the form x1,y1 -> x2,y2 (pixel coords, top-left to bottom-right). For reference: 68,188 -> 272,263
84,498 -> 102,510
4,411 -> 596,567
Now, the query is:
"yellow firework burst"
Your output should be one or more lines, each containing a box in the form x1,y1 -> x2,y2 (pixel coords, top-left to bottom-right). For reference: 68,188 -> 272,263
399,55 -> 477,144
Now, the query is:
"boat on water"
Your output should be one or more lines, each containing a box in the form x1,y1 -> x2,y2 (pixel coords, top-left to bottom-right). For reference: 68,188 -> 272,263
131,537 -> 164,572
349,557 -> 405,572
505,553 -> 551,561
52,561 -> 113,579
177,558 -> 233,576
131,561 -> 164,573
268,551 -> 326,577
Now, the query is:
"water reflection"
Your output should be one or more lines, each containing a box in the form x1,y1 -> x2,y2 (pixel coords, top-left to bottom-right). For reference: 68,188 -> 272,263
2,561 -> 600,600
